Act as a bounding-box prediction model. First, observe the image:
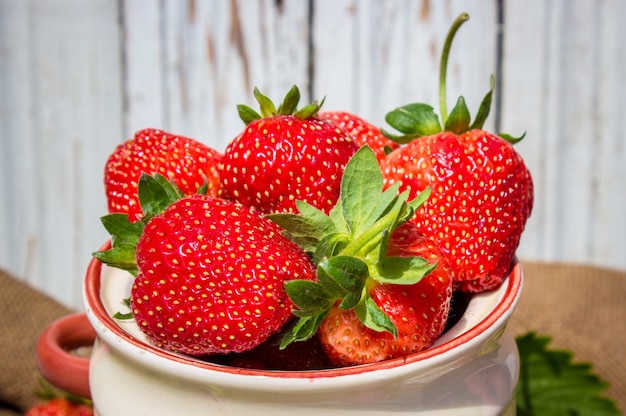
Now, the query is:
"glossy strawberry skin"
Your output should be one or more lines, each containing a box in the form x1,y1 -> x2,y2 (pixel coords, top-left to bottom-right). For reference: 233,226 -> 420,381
219,115 -> 357,214
381,129 -> 533,292
318,222 -> 453,366
25,398 -> 93,416
104,128 -> 222,222
131,194 -> 316,356
319,111 -> 399,163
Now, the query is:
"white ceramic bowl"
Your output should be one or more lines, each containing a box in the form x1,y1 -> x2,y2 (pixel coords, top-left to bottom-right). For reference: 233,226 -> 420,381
79,241 -> 523,416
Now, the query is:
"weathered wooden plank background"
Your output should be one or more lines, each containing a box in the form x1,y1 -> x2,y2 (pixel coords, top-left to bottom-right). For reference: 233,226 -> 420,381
1,0 -> 624,309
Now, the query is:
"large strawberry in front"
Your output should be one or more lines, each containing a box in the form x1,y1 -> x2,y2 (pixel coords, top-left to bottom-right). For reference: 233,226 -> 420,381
380,14 -> 533,293
104,128 -> 222,222
94,175 -> 316,356
219,86 -> 357,214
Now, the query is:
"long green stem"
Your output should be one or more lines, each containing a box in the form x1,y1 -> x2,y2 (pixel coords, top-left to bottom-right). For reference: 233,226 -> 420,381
439,12 -> 470,125
340,207 -> 403,258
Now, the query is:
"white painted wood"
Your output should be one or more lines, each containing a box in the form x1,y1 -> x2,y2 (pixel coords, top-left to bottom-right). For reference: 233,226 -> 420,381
123,0 -> 311,151
502,0 -> 626,269
121,0 -> 165,134
1,0 -> 624,310
312,0 -> 498,131
0,0 -> 124,308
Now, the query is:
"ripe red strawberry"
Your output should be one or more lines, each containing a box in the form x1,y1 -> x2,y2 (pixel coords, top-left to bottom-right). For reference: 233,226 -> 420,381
219,86 -> 358,214
104,128 -> 222,222
25,398 -> 93,416
319,222 -> 453,366
270,146 -> 452,366
94,175 -> 316,356
381,130 -> 532,292
380,14 -> 533,293
318,111 -> 399,163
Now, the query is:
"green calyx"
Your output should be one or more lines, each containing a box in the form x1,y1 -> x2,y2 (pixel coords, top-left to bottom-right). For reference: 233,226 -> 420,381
92,173 -> 206,275
268,146 -> 435,348
237,85 -> 326,125
382,12 -> 524,144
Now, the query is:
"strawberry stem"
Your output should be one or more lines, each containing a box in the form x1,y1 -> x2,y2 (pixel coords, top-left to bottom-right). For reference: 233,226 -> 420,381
439,12 -> 470,126
340,209 -> 398,258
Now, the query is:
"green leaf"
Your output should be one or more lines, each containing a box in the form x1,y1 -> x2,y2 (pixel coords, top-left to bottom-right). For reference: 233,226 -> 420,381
270,222 -> 318,253
277,85 -> 300,115
280,313 -> 328,349
240,85 -> 326,123
268,215 -> 327,254
313,233 -> 351,265
294,97 -> 325,119
100,213 -> 144,246
364,182 -> 407,246
341,187 -> 411,262
96,173 -> 187,274
138,173 -> 183,221
268,200 -> 337,254
398,187 -> 431,224
516,332 -> 620,416
196,177 -> 209,195
328,199 -> 350,235
340,146 -> 386,236
339,289 -> 366,311
336,146 -> 419,261
92,244 -> 138,276
375,181 -> 405,216
373,256 -> 436,285
153,173 -> 185,199
407,186 -> 431,212
254,87 -> 277,118
500,131 -> 527,144
317,256 -> 369,306
380,129 -> 424,145
470,75 -> 495,130
339,149 -> 407,243
341,213 -> 395,259
237,104 -> 261,125
296,200 -> 336,231
384,103 -> 442,139
284,280 -> 334,316
383,145 -> 395,156
354,296 -> 398,338
444,96 -> 471,134
113,311 -> 133,320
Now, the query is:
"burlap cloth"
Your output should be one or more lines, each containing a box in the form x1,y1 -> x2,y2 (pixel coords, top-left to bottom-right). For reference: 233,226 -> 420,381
1,261 -> 625,415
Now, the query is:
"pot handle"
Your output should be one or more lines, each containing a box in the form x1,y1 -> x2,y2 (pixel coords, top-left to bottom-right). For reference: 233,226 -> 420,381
35,312 -> 95,399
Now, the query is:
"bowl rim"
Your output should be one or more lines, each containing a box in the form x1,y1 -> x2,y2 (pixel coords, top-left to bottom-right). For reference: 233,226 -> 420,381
84,240 -> 522,383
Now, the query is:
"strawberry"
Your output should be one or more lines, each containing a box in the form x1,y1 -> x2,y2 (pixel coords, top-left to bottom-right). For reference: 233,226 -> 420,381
219,86 -> 358,214
319,222 -> 453,366
318,111 -> 399,163
269,146 -> 452,366
93,174 -> 316,356
26,398 -> 72,416
27,379 -> 93,416
104,128 -> 222,222
379,13 -> 533,293
25,398 -> 93,416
